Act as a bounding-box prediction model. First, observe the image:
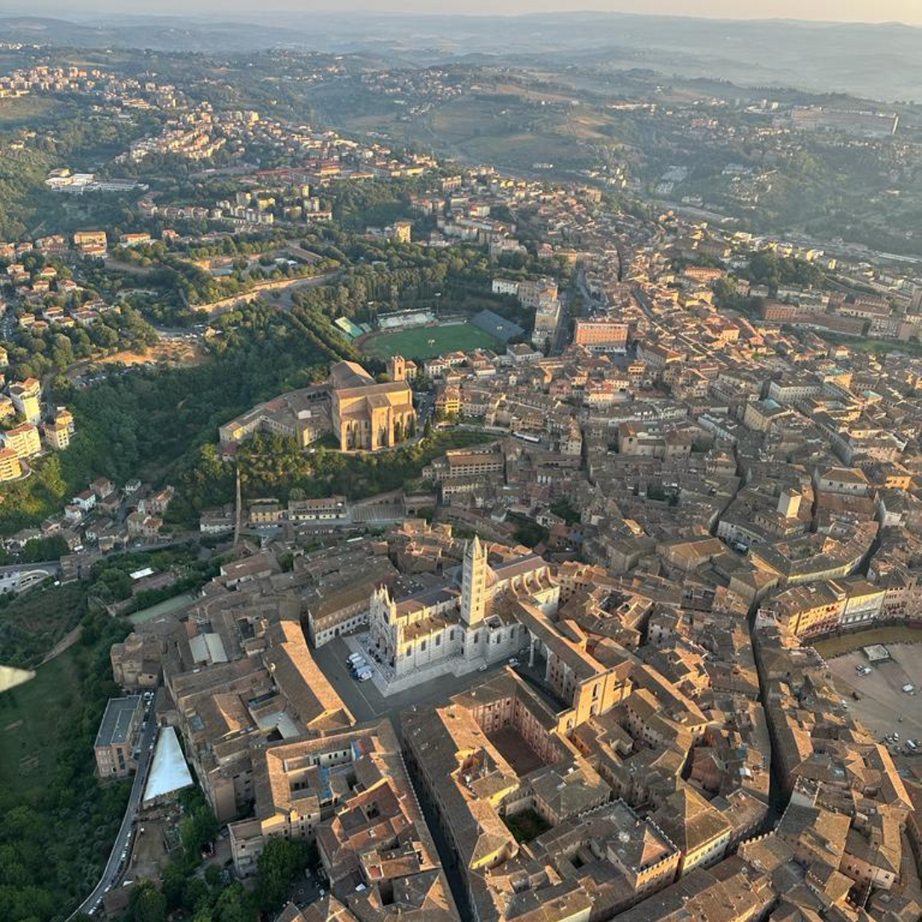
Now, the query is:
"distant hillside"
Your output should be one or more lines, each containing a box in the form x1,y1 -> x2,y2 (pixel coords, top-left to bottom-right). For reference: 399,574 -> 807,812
0,12 -> 919,101
0,15 -> 295,53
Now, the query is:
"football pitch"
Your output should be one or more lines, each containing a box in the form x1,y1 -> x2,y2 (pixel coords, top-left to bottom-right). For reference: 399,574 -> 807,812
360,322 -> 500,360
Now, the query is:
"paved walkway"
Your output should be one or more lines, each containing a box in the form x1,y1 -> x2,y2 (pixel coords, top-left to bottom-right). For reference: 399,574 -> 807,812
40,625 -> 83,665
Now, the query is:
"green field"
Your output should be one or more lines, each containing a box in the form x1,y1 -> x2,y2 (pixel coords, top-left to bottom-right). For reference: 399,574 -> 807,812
0,647 -> 84,795
0,94 -> 61,126
360,322 -> 500,360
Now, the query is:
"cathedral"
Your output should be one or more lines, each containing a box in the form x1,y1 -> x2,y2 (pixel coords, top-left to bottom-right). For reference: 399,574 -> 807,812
330,359 -> 416,452
369,536 -> 560,679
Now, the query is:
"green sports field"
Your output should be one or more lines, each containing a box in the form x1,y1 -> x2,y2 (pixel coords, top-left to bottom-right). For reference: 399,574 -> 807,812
360,322 -> 500,360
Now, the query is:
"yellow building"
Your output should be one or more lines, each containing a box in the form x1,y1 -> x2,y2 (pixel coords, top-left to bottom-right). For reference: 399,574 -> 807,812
330,361 -> 416,452
389,220 -> 413,243
0,447 -> 22,482
73,230 -> 108,252
45,408 -> 74,450
9,378 -> 40,424
4,423 -> 41,459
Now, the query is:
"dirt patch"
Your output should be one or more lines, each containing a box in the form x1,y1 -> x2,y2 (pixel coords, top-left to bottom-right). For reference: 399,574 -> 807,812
100,341 -> 210,368
128,818 -> 174,884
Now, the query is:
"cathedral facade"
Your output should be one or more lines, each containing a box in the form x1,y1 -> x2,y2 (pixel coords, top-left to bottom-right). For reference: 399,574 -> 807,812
330,360 -> 416,452
368,537 -> 560,679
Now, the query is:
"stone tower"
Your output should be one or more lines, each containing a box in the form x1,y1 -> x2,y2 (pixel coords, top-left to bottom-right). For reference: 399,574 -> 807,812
777,489 -> 801,520
461,536 -> 487,626
387,355 -> 407,383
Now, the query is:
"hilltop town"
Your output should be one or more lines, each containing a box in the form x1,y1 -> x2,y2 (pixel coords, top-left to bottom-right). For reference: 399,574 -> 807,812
0,28 -> 921,922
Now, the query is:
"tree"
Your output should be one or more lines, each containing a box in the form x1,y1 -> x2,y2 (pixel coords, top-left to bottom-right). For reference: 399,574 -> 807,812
183,875 -> 211,913
255,838 -> 312,913
511,515 -> 549,549
179,797 -> 218,863
204,863 -> 224,889
128,880 -> 167,922
213,882 -> 257,922
160,862 -> 186,911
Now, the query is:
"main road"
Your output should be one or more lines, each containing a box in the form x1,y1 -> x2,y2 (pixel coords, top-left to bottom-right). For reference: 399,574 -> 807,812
70,701 -> 159,920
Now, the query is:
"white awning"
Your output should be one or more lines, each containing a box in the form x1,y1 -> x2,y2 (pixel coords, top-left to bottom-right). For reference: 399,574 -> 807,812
143,726 -> 194,804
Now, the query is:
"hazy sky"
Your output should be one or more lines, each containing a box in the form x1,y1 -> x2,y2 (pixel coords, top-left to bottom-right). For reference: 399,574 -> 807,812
10,1 -> 922,24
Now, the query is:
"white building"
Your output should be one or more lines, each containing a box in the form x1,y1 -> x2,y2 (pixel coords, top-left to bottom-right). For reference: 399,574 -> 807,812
368,536 -> 558,680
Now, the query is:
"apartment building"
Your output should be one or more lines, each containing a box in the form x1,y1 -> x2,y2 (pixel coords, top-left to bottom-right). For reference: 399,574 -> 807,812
4,422 -> 41,459
9,378 -> 41,423
94,696 -> 143,779
0,447 -> 22,482
574,318 -> 630,353
45,407 -> 74,450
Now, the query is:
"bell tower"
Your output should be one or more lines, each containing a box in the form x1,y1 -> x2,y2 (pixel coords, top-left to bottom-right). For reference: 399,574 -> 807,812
461,536 -> 487,626
387,355 -> 407,383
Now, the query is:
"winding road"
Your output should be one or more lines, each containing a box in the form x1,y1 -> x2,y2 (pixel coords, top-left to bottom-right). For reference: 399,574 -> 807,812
70,703 -> 159,920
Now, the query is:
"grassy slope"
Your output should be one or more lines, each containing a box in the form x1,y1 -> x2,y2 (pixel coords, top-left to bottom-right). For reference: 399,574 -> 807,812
0,646 -> 84,795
